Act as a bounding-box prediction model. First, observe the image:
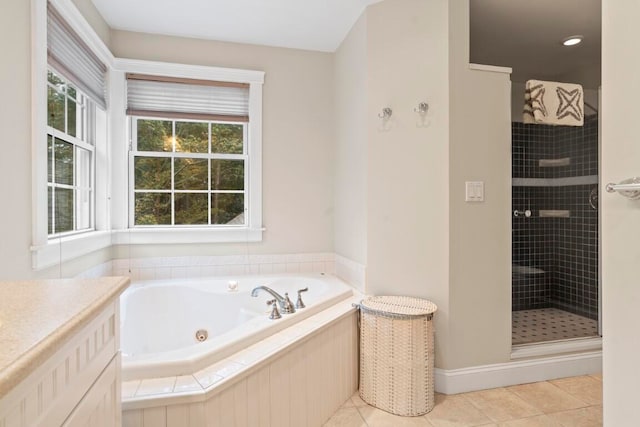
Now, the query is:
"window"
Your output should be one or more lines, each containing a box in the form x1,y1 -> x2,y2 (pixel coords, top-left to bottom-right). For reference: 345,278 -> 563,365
124,72 -> 262,235
46,70 -> 95,236
130,117 -> 247,226
30,2 -> 111,269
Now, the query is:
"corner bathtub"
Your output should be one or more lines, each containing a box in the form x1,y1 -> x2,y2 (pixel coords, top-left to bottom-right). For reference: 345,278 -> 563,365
120,273 -> 352,381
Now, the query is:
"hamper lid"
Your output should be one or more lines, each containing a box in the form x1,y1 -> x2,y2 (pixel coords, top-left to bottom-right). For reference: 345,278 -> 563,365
358,295 -> 437,319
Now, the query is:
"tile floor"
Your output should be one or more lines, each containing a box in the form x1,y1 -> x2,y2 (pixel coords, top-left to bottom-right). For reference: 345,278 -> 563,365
324,374 -> 602,427
512,308 -> 599,345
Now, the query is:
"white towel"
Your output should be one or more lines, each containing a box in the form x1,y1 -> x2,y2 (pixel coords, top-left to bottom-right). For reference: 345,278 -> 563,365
523,80 -> 584,126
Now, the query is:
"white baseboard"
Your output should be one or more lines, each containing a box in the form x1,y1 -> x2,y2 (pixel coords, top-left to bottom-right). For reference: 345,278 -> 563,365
435,351 -> 602,394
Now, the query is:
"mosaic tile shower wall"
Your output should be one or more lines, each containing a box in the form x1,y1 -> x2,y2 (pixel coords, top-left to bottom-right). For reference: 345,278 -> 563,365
512,116 -> 599,320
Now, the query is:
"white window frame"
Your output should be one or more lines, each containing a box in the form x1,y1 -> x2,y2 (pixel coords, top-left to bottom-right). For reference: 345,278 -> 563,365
128,117 -> 249,228
31,0 -> 114,270
47,69 -> 96,237
110,59 -> 264,245
31,0 -> 264,270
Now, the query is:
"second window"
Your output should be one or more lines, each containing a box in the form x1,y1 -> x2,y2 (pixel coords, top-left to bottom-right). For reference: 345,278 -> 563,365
130,117 -> 247,227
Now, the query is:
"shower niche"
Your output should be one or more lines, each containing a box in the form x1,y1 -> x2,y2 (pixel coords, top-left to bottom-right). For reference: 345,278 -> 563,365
511,115 -> 600,345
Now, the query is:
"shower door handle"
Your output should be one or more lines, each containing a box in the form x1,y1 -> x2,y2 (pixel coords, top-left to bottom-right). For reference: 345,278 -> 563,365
514,209 -> 532,218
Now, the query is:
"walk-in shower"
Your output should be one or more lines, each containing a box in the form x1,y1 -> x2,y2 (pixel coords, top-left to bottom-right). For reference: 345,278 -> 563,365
511,112 -> 599,345
470,0 -> 602,346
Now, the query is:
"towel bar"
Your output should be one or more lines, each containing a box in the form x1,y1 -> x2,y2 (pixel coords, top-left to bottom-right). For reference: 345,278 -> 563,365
606,178 -> 640,200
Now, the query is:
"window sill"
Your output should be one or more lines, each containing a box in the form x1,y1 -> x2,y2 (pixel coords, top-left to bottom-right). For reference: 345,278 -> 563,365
31,230 -> 112,270
111,227 -> 264,245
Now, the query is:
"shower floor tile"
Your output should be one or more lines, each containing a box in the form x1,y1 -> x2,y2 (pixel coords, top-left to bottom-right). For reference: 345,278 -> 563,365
512,308 -> 598,345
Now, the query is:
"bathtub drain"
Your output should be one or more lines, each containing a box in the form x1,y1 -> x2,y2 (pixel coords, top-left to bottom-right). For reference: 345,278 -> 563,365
195,329 -> 208,342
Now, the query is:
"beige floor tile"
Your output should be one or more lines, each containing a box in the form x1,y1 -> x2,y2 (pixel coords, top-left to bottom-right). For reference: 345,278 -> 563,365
546,405 -> 602,427
351,392 -> 369,407
323,408 -> 367,427
589,373 -> 603,381
340,396 -> 355,408
507,381 -> 586,414
549,376 -> 602,406
425,394 -> 492,427
463,387 -> 542,422
358,405 -> 434,427
496,415 -> 562,427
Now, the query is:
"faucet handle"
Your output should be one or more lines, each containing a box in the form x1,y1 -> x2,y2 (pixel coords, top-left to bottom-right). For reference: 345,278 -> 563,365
282,293 -> 296,314
266,299 -> 281,320
296,287 -> 309,309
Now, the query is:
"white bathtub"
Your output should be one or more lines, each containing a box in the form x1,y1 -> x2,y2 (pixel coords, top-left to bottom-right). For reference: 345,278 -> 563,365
120,273 -> 353,380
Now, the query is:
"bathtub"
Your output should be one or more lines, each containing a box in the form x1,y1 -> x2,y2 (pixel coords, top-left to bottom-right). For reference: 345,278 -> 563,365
120,273 -> 353,381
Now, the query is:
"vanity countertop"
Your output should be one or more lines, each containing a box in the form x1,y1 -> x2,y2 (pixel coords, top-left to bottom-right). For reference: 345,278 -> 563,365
0,276 -> 130,399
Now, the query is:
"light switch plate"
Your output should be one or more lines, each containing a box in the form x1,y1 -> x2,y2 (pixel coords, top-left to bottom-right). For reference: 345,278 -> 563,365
465,181 -> 484,202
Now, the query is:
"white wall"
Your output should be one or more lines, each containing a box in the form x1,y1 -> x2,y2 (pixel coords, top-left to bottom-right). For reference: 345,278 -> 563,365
334,14 -> 368,265
602,2 -> 640,424
108,31 -> 335,258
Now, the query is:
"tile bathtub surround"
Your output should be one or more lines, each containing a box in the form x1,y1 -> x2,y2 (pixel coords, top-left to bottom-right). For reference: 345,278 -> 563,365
111,252 -> 337,281
512,117 -> 599,320
324,374 -> 602,427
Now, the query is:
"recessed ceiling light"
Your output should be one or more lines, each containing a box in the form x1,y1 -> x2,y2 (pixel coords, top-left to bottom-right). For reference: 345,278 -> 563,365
562,36 -> 583,46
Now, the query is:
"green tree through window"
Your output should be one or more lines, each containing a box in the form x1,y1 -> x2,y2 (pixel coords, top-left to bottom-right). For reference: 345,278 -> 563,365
132,118 -> 246,226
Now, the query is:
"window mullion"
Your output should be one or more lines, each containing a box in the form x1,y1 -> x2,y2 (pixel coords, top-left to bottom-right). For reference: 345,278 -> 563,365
208,122 -> 212,225
51,137 -> 56,235
73,144 -> 77,230
171,120 -> 176,226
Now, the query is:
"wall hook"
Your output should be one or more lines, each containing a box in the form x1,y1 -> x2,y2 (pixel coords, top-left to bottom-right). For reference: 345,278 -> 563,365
378,107 -> 393,119
414,102 -> 429,115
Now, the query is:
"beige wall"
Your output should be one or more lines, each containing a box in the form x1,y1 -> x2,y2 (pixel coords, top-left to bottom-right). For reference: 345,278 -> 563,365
110,31 -> 335,258
333,14 -> 368,265
0,0 -> 113,280
0,0 -> 39,279
333,0 -> 512,371
359,0 -> 452,366
70,0 -> 111,47
448,0 -> 512,368
602,1 -> 640,423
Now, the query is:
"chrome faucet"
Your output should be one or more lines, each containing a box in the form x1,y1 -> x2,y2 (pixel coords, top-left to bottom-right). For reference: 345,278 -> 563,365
251,286 -> 296,314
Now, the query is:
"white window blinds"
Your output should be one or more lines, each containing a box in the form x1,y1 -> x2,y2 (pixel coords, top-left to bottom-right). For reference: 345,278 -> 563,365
47,3 -> 107,109
126,74 -> 250,122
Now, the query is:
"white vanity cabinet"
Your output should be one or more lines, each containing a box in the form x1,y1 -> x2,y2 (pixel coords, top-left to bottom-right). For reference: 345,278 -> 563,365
0,277 -> 129,427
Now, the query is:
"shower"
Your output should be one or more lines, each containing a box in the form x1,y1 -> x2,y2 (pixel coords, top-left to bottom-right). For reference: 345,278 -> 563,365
470,0 -> 602,346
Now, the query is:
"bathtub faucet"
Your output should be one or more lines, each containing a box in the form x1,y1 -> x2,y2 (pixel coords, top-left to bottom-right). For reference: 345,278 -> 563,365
251,286 -> 296,314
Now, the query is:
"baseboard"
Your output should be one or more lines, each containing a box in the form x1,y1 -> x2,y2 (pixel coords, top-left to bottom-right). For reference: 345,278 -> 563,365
435,350 -> 602,394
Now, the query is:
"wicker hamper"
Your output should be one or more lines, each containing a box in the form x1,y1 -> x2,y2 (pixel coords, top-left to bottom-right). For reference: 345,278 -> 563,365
356,296 -> 437,417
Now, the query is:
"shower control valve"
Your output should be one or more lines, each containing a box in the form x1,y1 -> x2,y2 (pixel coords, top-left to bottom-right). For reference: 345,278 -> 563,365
514,209 -> 532,218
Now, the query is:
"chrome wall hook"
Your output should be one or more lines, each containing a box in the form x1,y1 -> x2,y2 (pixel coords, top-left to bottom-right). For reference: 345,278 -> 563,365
414,102 -> 429,115
378,107 -> 393,119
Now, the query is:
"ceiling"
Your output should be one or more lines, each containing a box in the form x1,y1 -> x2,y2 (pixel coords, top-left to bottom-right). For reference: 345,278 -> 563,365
470,0 -> 601,88
91,0 -> 381,52
92,0 -> 601,85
